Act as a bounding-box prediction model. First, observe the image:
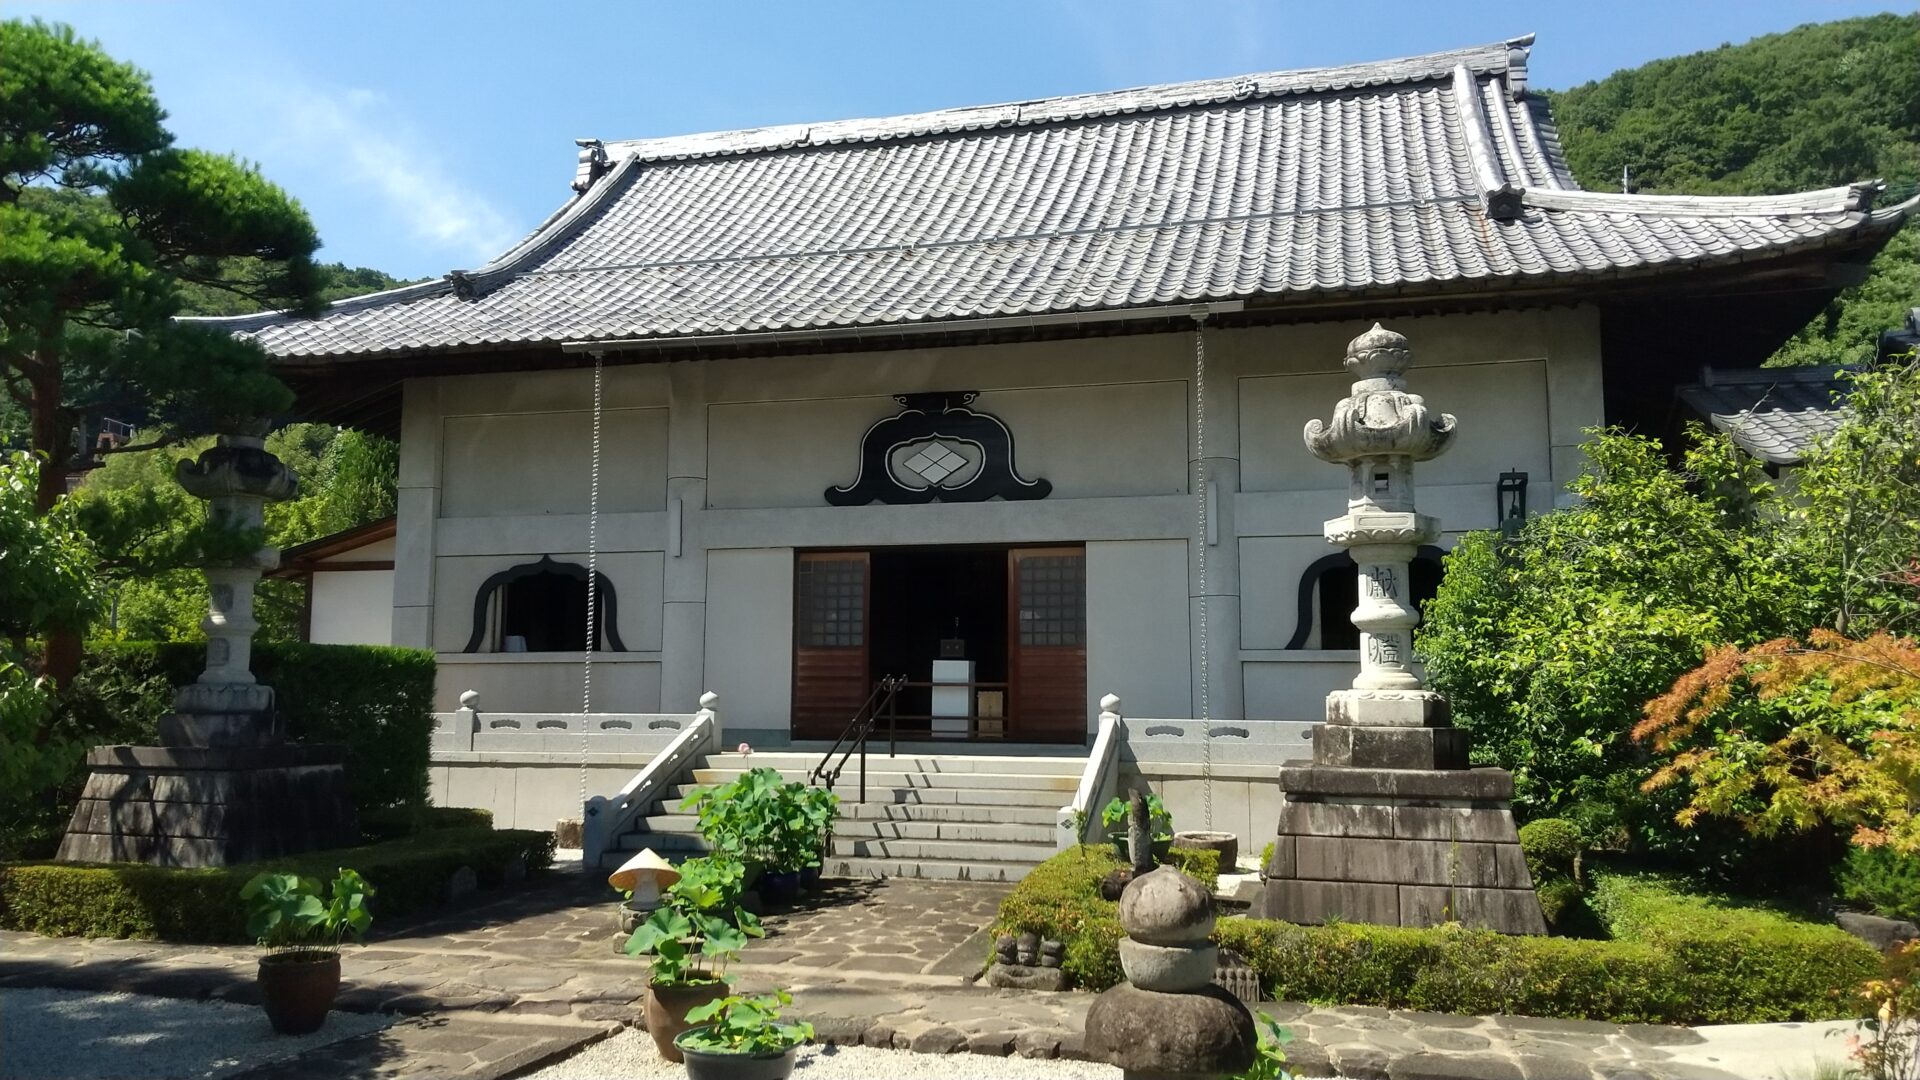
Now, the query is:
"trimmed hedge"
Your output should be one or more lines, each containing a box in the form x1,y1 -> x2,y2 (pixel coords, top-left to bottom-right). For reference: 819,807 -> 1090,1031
85,641 -> 437,815
1837,845 -> 1920,922
1587,870 -> 1880,1023
0,826 -> 553,943
996,846 -> 1880,1024
359,806 -> 494,844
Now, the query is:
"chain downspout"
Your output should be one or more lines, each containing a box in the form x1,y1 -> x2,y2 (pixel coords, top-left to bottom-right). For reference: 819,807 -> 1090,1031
581,352 -> 605,819
1192,313 -> 1213,831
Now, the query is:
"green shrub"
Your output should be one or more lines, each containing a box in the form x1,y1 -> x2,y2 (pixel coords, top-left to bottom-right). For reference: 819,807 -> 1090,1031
84,641 -> 437,815
1588,870 -> 1881,1022
1519,818 -> 1584,884
998,847 -> 1879,1023
1166,847 -> 1220,891
0,826 -> 552,942
359,806 -> 495,844
1214,918 -> 1683,1023
1837,846 -> 1920,922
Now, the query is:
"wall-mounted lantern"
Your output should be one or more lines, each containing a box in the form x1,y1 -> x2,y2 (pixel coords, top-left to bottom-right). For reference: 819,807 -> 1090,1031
1497,471 -> 1528,539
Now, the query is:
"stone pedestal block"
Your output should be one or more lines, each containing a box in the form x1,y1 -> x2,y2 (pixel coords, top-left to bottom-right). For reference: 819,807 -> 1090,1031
1312,724 -> 1470,770
1254,764 -> 1546,935
56,744 -> 357,867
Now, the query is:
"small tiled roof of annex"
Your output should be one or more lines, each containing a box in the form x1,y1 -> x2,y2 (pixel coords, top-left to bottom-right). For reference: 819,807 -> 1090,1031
1676,366 -> 1851,466
191,34 -> 1919,361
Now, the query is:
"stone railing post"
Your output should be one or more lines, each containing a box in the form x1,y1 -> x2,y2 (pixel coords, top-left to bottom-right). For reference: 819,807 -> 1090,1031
453,689 -> 480,752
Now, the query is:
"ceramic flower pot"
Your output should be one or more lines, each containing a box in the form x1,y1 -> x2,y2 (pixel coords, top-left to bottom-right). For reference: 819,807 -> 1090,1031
674,1026 -> 800,1080
645,979 -> 729,1063
257,950 -> 341,1035
799,865 -> 822,891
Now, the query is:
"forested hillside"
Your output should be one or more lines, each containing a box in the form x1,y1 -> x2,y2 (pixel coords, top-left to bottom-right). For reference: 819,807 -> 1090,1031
1546,12 -> 1919,365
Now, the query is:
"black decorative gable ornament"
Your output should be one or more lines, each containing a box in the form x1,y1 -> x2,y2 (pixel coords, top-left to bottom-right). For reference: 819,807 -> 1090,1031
826,391 -> 1051,506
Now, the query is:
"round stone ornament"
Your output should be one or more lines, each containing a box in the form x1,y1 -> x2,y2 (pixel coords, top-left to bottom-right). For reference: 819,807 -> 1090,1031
1118,865 -> 1215,945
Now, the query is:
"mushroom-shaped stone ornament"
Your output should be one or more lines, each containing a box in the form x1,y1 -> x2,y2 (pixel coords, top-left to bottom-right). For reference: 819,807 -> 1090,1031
608,849 -> 679,910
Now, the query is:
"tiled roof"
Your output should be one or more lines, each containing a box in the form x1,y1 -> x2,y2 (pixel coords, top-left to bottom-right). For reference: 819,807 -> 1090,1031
1676,367 -> 1850,466
193,35 -> 1918,361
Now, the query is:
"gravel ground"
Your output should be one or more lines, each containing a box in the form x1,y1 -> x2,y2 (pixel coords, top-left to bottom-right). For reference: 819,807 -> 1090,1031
525,1029 -> 1125,1079
0,989 -> 390,1080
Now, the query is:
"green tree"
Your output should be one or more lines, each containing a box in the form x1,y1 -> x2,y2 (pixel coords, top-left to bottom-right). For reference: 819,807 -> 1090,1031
1417,430 -> 1821,863
1787,353 -> 1920,636
1547,13 -> 1920,366
0,450 -> 99,817
2,18 -> 323,678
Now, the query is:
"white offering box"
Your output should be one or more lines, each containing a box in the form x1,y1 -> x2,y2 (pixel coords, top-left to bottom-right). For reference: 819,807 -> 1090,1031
930,659 -> 974,737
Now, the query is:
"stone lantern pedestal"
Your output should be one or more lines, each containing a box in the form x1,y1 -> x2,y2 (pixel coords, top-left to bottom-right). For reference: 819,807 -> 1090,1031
58,427 -> 356,867
1254,327 -> 1544,935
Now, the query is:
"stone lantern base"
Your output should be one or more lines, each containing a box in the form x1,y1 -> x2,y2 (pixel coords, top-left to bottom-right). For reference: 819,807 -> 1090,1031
56,744 -> 356,868
1253,762 -> 1545,935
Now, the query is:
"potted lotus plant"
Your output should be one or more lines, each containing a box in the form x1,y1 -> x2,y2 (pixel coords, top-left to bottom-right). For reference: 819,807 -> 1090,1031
240,868 -> 373,1035
682,768 -> 838,904
1102,793 -> 1173,860
676,989 -> 814,1080
625,855 -> 763,1062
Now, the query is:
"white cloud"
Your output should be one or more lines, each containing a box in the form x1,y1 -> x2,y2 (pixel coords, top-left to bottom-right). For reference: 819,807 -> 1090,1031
254,81 -> 520,269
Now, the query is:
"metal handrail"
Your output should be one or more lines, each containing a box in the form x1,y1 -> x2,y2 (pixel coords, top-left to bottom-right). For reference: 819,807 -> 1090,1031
808,675 -> 902,803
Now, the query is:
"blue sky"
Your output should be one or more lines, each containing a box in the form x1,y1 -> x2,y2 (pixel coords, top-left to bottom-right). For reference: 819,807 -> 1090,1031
15,1 -> 1908,280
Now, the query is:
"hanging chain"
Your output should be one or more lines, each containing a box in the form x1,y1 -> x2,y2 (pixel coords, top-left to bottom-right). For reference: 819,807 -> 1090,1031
581,352 -> 605,817
1193,316 -> 1213,831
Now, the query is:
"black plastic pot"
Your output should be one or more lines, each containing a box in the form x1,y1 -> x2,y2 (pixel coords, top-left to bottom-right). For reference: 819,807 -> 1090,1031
1110,836 -> 1173,862
674,1027 -> 800,1080
759,870 -> 801,904
799,865 -> 822,891
257,950 -> 341,1035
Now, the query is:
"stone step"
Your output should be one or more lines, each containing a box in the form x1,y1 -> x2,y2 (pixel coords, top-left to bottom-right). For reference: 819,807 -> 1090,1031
686,767 -> 1079,791
645,799 -> 1061,825
829,836 -> 1055,863
822,855 -> 1037,883
640,814 -> 1055,845
664,783 -> 1068,808
838,801 -> 1061,825
701,752 -> 1086,775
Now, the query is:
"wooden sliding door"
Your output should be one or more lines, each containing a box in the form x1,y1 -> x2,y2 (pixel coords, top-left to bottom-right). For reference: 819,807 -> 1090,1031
792,552 -> 870,739
1008,546 -> 1087,743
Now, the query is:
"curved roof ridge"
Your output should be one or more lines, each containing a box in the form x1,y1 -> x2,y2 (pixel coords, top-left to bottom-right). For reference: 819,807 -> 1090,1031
183,153 -> 642,333
1525,182 -> 1885,217
604,35 -> 1536,164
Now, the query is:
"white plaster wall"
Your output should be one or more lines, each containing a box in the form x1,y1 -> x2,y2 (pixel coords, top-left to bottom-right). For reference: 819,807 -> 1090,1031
309,571 -> 393,645
707,381 -> 1186,509
399,307 -> 1602,732
703,548 -> 794,736
441,407 -> 669,517
1086,540 -> 1191,728
432,657 -> 661,713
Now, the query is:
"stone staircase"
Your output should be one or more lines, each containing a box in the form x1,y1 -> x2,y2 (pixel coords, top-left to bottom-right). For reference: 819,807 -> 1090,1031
600,750 -> 1083,882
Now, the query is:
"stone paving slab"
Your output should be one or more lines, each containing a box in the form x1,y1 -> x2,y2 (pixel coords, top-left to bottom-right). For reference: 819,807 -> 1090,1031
0,865 -> 1858,1080
222,1016 -> 619,1080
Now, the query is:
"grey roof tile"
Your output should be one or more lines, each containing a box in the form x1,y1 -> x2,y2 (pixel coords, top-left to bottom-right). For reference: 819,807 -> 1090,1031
191,36 -> 1919,360
1676,367 -> 1851,466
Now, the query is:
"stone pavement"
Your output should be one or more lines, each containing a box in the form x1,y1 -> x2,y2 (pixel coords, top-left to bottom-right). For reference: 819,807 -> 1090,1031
0,863 -> 1857,1079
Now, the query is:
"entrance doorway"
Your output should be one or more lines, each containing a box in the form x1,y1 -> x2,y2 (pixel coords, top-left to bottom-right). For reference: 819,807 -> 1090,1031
790,545 -> 1087,743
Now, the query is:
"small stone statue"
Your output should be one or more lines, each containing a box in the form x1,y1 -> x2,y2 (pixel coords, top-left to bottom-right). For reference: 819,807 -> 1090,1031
1037,940 -> 1064,969
1016,931 -> 1040,966
995,934 -> 1019,965
1127,791 -> 1154,873
1084,867 -> 1255,1078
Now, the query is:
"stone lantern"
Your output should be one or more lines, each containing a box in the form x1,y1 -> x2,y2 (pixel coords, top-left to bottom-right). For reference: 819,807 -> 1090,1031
58,423 -> 356,867
1255,326 -> 1545,935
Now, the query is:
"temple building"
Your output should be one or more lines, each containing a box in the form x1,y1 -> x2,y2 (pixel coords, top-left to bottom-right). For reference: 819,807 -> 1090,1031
193,35 -> 1913,861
